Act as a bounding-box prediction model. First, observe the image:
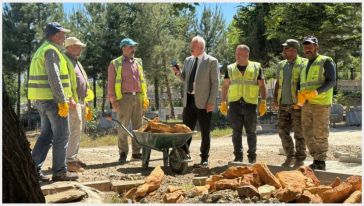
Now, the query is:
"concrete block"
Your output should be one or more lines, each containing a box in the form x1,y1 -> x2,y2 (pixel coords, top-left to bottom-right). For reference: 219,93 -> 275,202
45,189 -> 86,203
111,180 -> 144,193
279,148 -> 286,155
339,156 -> 362,164
83,180 -> 111,192
41,182 -> 76,196
228,161 -> 246,167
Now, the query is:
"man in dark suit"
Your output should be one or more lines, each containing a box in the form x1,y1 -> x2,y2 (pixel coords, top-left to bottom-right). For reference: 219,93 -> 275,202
172,36 -> 219,166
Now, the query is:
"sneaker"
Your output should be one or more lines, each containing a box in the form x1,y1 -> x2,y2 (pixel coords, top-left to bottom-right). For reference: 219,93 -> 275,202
67,162 -> 85,173
131,153 -> 142,161
37,169 -> 50,182
119,152 -> 127,164
281,157 -> 295,167
52,171 -> 79,181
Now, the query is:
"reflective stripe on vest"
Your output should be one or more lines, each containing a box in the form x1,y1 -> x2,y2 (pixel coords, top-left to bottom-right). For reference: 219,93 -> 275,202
277,56 -> 307,105
28,41 -> 71,100
227,61 -> 260,104
300,55 -> 334,105
112,56 -> 148,101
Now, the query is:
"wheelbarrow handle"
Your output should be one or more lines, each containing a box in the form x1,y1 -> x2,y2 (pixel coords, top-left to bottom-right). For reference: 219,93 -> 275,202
112,119 -> 140,145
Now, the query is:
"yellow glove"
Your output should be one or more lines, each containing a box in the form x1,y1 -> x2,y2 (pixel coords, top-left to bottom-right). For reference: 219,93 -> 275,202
219,102 -> 228,116
297,91 -> 307,107
304,90 -> 318,100
292,104 -> 300,110
143,98 -> 149,111
85,106 -> 93,121
259,100 -> 267,116
58,102 -> 69,118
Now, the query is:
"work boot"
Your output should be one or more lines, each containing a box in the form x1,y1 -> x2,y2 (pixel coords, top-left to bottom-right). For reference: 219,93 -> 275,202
315,160 -> 326,170
281,157 -> 295,167
75,158 -> 87,167
52,171 -> 79,181
119,152 -> 127,164
293,159 -> 305,168
131,153 -> 142,161
36,168 -> 50,182
248,157 -> 256,164
200,159 -> 209,167
309,160 -> 319,170
233,156 -> 243,162
67,162 -> 85,173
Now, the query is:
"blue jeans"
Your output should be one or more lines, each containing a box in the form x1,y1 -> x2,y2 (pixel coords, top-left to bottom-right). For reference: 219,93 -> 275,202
32,100 -> 69,175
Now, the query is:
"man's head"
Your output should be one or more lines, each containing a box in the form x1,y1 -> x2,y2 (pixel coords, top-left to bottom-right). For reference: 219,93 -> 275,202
120,38 -> 138,58
235,44 -> 250,64
302,35 -> 319,60
65,37 -> 86,59
190,36 -> 205,57
44,22 -> 70,45
281,39 -> 299,61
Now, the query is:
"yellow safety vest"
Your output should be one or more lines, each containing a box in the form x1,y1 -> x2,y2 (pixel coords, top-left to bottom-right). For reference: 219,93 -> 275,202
65,55 -> 94,103
277,56 -> 308,105
28,41 -> 71,100
300,55 -> 334,105
111,56 -> 148,101
227,61 -> 260,104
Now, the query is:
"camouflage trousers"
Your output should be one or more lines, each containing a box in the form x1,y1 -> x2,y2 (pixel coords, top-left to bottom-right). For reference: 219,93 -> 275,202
278,105 -> 307,160
301,102 -> 330,161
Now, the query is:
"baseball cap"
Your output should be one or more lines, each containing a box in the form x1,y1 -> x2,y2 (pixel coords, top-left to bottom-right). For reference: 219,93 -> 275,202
281,39 -> 300,49
65,37 -> 86,48
44,22 -> 70,37
120,38 -> 138,48
303,35 -> 318,45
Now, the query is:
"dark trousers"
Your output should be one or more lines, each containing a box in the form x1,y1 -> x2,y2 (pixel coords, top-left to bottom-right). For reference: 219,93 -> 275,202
182,94 -> 212,161
228,99 -> 257,160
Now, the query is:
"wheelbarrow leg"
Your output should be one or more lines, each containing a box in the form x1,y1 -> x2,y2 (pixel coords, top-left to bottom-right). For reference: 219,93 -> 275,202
142,147 -> 151,168
162,149 -> 169,168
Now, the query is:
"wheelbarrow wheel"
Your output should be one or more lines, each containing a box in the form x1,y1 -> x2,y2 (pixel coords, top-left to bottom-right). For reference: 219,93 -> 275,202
169,148 -> 188,174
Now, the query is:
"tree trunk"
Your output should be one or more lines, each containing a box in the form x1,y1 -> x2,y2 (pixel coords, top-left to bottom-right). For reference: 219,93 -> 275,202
17,68 -> 21,126
93,76 -> 97,108
164,73 -> 175,119
2,80 -> 45,203
154,77 -> 159,110
101,78 -> 106,113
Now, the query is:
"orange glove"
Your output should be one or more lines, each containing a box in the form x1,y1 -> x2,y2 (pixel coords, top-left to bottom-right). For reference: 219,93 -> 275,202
143,98 -> 149,111
58,102 -> 69,118
259,100 -> 267,116
292,104 -> 300,110
297,91 -> 307,107
304,90 -> 318,100
219,102 -> 228,116
85,106 -> 93,121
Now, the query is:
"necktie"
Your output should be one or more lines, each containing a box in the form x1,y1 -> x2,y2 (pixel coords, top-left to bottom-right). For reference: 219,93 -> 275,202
188,57 -> 198,93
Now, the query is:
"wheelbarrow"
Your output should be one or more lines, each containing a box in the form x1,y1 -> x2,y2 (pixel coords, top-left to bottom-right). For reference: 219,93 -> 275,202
113,119 -> 197,174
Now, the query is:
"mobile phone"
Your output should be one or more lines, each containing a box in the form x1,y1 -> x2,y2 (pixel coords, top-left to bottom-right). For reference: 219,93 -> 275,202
171,60 -> 180,70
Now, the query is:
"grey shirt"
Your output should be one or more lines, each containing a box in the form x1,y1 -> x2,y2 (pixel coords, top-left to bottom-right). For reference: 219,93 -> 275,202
66,53 -> 88,101
44,42 -> 67,103
280,62 -> 294,105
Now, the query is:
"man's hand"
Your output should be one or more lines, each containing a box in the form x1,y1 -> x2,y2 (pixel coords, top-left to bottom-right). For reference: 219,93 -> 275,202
58,102 -> 69,118
219,101 -> 228,116
85,106 -> 93,121
143,98 -> 149,111
172,65 -> 181,76
69,98 -> 76,110
272,101 -> 279,111
206,104 -> 215,113
111,101 -> 120,112
259,100 -> 267,116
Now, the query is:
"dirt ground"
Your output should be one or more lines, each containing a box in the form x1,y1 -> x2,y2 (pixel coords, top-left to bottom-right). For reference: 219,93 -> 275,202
37,125 -> 362,203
